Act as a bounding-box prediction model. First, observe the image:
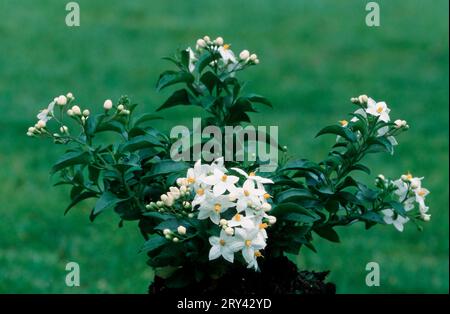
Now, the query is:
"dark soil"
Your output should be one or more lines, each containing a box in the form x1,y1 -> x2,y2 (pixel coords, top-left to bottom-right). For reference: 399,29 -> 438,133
149,256 -> 336,295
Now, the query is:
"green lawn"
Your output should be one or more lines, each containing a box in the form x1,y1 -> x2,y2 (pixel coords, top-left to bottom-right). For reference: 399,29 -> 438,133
0,0 -> 448,293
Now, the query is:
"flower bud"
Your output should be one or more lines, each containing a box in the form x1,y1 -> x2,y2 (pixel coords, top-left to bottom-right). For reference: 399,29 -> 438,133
172,237 -> 179,243
421,213 -> 431,222
261,203 -> 272,212
156,201 -> 164,207
169,187 -> 180,199
28,127 -> 36,133
249,53 -> 257,61
164,195 -> 174,207
254,58 -> 260,64
196,38 -> 206,48
67,109 -> 74,116
57,95 -> 67,106
219,219 -> 228,226
163,228 -> 171,236
267,215 -> 277,225
214,36 -> 224,45
117,104 -> 124,111
239,50 -> 250,60
103,99 -> 113,110
26,131 -> 33,137
177,225 -> 187,235
36,120 -> 46,129
66,92 -> 74,99
377,174 -> 385,181
71,105 -> 81,115
203,35 -> 211,42
160,194 -> 168,201
82,109 -> 90,117
358,94 -> 368,104
60,125 -> 69,133
183,201 -> 191,209
224,227 -> 234,236
350,97 -> 359,103
188,213 -> 194,218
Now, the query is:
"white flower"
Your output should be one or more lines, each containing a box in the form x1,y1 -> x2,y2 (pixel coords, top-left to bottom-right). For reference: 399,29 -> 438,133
197,191 -> 236,224
382,209 -> 409,232
177,225 -> 187,235
234,179 -> 266,212
37,101 -> 56,123
227,213 -> 255,229
231,167 -> 274,188
229,228 -> 266,270
186,159 -> 211,190
366,97 -> 390,122
203,168 -> 239,196
208,229 -> 235,263
186,47 -> 197,72
218,44 -> 237,64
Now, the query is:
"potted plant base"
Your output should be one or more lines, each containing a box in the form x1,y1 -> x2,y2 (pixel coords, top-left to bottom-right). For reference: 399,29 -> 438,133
149,256 -> 336,295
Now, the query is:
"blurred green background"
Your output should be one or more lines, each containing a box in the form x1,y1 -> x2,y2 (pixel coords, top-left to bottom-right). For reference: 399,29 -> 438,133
0,0 -> 448,293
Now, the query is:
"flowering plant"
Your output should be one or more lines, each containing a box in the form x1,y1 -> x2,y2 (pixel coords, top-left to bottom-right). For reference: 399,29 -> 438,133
27,36 -> 430,292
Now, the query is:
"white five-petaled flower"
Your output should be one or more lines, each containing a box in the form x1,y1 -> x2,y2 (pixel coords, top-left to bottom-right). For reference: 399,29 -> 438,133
366,97 -> 391,122
218,44 -> 237,65
231,167 -> 274,190
203,168 -> 239,196
208,230 -> 235,263
229,228 -> 266,270
37,100 -> 56,123
227,213 -> 255,229
381,209 -> 409,232
233,179 -> 266,212
197,191 -> 236,224
186,159 -> 212,190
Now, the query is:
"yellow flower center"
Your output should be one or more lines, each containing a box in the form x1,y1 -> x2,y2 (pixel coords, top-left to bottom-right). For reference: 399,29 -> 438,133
417,189 -> 426,197
263,193 -> 271,200
223,44 -> 230,50
221,175 -> 228,182
197,188 -> 204,196
219,239 -> 226,246
187,177 -> 195,184
254,250 -> 262,257
234,214 -> 241,222
339,120 -> 348,127
245,240 -> 252,247
376,105 -> 384,113
249,172 -> 256,177
214,204 -> 222,213
244,190 -> 250,197
259,223 -> 268,229
406,173 -> 413,180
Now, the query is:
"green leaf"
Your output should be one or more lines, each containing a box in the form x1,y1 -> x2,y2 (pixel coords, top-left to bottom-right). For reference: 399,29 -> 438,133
314,226 -> 340,243
349,164 -> 371,175
283,212 -> 318,224
360,211 -> 385,224
243,93 -> 272,107
200,71 -> 222,93
64,191 -> 97,215
142,211 -> 173,220
96,120 -> 127,137
195,51 -> 219,73
141,234 -> 168,253
93,191 -> 125,215
148,160 -> 189,177
366,137 -> 394,154
180,49 -> 190,69
271,202 -> 320,221
276,188 -> 316,203
156,71 -> 194,91
133,113 -> 163,127
51,151 -> 90,174
121,134 -> 163,152
316,125 -> 357,142
157,89 -> 192,111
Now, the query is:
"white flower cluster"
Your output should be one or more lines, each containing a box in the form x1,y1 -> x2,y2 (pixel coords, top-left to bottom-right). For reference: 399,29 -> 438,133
380,173 -> 430,232
341,95 -> 409,153
175,158 -> 276,270
27,93 -> 74,136
186,35 -> 259,73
